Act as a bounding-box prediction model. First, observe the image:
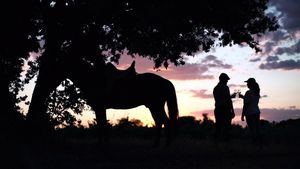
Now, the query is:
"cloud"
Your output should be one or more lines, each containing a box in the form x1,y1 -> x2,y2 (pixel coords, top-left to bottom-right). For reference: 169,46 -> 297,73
275,40 -> 300,55
260,108 -> 300,122
259,53 -> 300,70
201,55 -> 232,69
256,1 -> 300,57
157,55 -> 232,80
191,107 -> 300,123
261,41 -> 277,56
269,30 -> 291,42
190,89 -> 213,99
266,55 -> 279,62
249,57 -> 261,62
270,0 -> 300,33
257,30 -> 294,57
116,54 -> 232,80
259,58 -> 300,70
156,63 -> 214,80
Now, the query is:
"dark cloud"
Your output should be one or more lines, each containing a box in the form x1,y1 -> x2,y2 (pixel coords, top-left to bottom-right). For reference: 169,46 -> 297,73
249,57 -> 261,62
259,58 -> 300,70
266,55 -> 279,62
258,31 -> 293,57
190,89 -> 213,99
269,31 -> 291,42
262,41 -> 276,55
270,0 -> 300,33
276,40 -> 300,55
201,55 -> 232,69
257,1 -> 300,57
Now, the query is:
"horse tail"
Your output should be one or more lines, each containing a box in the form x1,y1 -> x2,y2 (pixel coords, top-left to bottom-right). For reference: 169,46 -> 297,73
166,81 -> 179,128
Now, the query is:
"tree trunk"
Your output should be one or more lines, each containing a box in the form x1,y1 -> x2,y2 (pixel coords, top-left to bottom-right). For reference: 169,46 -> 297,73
26,52 -> 65,137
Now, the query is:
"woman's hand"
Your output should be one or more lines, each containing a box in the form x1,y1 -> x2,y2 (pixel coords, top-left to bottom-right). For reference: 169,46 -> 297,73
238,93 -> 244,99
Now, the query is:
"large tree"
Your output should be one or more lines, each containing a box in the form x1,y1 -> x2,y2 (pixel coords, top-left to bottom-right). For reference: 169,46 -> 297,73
0,0 -> 40,136
19,0 -> 278,134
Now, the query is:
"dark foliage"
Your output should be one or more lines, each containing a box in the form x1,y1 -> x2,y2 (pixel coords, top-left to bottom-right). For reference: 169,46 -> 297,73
260,118 -> 300,144
46,79 -> 87,128
52,115 -> 300,146
115,117 -> 143,129
36,0 -> 278,67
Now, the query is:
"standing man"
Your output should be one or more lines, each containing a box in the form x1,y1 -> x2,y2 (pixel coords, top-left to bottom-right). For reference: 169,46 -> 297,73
213,73 -> 235,142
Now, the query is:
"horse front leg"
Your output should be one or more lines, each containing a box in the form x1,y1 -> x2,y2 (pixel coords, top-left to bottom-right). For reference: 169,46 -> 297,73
150,108 -> 163,147
95,109 -> 109,144
154,123 -> 162,147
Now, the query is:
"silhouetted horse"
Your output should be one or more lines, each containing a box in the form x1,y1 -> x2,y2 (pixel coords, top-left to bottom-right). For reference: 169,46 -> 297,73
88,61 -> 179,145
28,56 -> 178,145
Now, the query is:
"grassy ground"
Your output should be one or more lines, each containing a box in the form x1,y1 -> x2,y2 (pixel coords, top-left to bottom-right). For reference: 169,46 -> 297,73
3,135 -> 300,169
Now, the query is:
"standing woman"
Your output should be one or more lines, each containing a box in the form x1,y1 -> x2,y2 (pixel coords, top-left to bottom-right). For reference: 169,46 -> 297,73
239,78 -> 262,147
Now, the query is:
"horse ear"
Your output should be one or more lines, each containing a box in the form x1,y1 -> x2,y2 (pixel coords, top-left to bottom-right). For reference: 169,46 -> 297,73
129,61 -> 135,70
130,61 -> 135,68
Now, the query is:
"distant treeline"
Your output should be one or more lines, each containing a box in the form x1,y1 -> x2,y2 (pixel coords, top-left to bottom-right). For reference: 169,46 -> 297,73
53,114 -> 300,144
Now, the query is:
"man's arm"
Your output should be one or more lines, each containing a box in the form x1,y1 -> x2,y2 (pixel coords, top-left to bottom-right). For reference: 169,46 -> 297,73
241,91 -> 249,121
226,86 -> 235,118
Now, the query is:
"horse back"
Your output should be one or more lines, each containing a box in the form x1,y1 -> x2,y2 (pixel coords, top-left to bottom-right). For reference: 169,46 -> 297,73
104,72 -> 174,109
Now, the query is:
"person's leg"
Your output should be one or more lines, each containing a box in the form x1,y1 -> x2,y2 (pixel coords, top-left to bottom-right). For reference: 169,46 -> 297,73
252,114 -> 262,147
214,110 -> 220,141
214,117 -> 221,142
223,118 -> 232,142
246,115 -> 256,144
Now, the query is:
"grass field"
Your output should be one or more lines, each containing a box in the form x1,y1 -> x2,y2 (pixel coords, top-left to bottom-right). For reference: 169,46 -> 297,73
3,133 -> 300,169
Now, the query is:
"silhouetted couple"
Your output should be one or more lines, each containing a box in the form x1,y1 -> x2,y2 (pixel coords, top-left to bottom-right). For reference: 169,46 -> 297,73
213,73 -> 262,147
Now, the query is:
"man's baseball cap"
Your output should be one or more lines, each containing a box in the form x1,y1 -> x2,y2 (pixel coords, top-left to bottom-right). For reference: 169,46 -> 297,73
219,73 -> 230,80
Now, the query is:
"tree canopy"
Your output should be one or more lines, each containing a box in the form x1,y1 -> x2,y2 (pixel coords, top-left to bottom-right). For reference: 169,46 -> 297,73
38,0 -> 278,67
0,0 -> 279,132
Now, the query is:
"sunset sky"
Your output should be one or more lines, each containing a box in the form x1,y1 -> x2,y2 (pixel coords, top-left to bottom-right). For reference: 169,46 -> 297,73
21,0 -> 300,127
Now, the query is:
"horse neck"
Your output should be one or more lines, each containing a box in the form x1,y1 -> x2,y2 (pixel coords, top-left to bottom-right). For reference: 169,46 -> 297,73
68,62 -> 105,99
